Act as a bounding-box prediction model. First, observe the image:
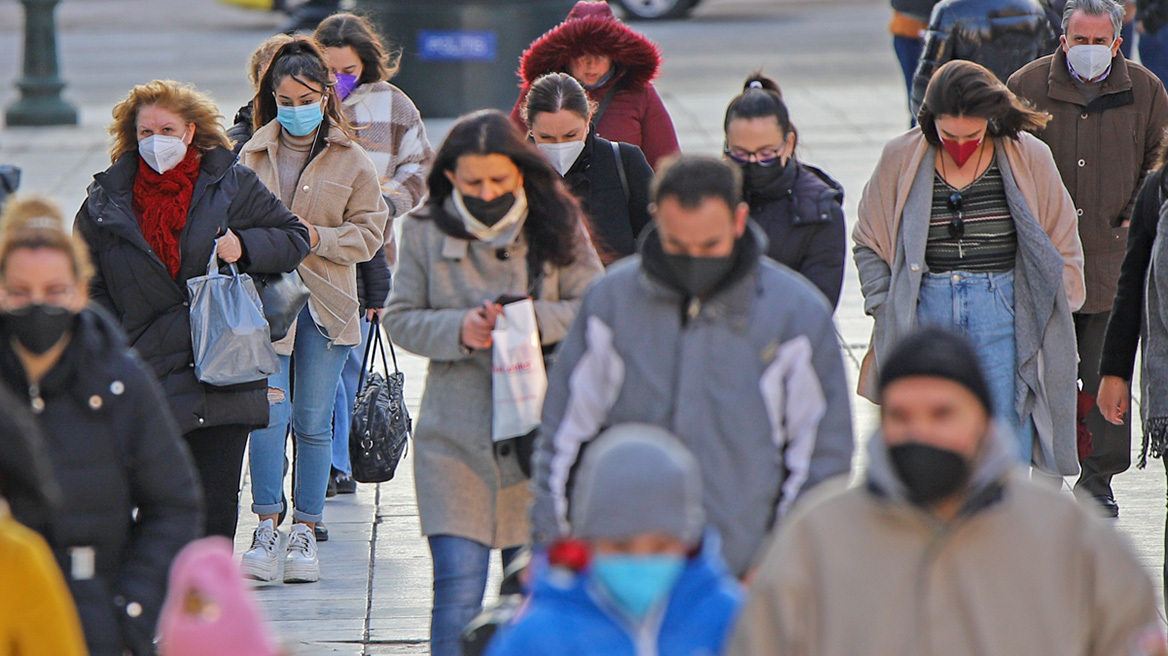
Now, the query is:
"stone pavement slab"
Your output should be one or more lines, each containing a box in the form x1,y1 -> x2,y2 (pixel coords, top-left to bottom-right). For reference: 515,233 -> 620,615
3,0 -> 1168,652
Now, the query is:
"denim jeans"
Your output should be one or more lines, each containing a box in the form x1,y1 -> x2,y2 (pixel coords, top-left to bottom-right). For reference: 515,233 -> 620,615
331,317 -> 370,476
917,271 -> 1034,463
428,535 -> 522,656
249,305 -> 352,523
893,35 -> 924,125
1140,25 -> 1168,86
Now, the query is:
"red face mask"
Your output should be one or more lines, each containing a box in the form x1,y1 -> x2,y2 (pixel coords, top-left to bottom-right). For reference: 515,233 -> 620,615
940,135 -> 983,167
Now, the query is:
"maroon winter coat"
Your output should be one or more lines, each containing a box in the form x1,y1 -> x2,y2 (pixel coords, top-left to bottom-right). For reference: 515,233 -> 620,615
509,1 -> 680,169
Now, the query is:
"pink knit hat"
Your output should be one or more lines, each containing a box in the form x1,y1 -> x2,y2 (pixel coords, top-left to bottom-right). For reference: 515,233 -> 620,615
157,537 -> 278,656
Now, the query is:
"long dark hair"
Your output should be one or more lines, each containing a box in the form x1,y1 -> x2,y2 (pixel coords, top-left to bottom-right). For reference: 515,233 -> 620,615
253,37 -> 353,150
723,71 -> 798,151
426,110 -> 584,268
522,72 -> 595,128
918,60 -> 1050,145
314,12 -> 400,85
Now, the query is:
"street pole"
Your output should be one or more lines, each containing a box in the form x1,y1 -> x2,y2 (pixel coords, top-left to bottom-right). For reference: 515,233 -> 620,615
5,0 -> 78,127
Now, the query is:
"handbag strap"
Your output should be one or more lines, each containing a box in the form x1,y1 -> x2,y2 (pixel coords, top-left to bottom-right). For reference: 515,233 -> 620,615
357,317 -> 400,391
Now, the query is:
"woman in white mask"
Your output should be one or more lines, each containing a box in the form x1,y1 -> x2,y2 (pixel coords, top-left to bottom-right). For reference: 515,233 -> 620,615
385,110 -> 602,656
73,80 -> 310,548
523,73 -> 653,266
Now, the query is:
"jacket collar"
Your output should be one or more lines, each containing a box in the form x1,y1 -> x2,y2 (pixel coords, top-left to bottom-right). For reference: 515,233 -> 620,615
636,222 -> 766,326
1047,47 -> 1133,106
240,119 -> 353,156
864,423 -> 1017,520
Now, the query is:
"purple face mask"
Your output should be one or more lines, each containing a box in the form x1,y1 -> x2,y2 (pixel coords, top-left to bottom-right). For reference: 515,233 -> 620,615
334,73 -> 359,101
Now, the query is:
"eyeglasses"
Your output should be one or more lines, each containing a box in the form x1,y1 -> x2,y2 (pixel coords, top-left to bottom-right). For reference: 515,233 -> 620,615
724,145 -> 783,167
946,192 -> 965,239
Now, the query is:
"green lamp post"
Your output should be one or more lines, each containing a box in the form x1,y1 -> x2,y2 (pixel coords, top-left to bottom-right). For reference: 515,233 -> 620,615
5,0 -> 78,127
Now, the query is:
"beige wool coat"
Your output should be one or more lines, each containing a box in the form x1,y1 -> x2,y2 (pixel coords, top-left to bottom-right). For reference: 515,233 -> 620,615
385,206 -> 603,548
241,120 -> 388,351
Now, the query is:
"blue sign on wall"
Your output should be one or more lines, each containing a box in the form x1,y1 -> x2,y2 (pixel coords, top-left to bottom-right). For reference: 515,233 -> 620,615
417,31 -> 498,62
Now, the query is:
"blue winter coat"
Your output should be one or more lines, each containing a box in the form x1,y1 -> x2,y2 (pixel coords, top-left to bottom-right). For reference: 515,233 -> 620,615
486,536 -> 743,656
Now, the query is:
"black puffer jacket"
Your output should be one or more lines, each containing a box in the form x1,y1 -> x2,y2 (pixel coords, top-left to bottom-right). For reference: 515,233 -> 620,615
74,146 -> 310,434
0,306 -> 202,656
562,128 -> 653,265
745,159 -> 847,309
910,0 -> 1058,116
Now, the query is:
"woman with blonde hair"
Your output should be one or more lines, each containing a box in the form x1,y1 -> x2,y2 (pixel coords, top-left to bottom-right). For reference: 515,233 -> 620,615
854,59 -> 1085,475
3,194 -> 202,655
74,80 -> 311,542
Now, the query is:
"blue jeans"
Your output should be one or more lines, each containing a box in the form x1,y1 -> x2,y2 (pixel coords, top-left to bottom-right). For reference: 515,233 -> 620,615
331,317 -> 370,475
1140,24 -> 1168,86
917,271 -> 1034,463
428,536 -> 521,656
249,305 -> 353,523
893,35 -> 924,125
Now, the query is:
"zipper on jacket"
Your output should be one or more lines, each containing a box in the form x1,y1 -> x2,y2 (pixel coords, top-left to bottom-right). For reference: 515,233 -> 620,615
28,384 -> 44,414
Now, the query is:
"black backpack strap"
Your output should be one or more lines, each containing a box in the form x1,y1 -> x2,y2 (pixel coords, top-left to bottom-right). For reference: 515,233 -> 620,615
611,140 -> 629,204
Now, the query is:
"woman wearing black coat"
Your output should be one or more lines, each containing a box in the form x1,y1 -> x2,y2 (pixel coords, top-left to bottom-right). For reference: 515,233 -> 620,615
723,74 -> 847,309
522,72 -> 653,265
0,194 -> 202,656
73,80 -> 310,541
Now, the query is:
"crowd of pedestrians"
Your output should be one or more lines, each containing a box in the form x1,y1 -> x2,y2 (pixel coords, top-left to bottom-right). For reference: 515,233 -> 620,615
8,0 -> 1168,654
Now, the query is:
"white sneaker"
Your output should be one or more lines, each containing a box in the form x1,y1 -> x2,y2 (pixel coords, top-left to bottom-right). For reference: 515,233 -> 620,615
241,519 -> 279,582
283,523 -> 320,583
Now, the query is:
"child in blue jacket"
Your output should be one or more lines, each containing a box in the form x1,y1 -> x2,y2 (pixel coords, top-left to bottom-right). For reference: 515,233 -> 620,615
487,424 -> 743,656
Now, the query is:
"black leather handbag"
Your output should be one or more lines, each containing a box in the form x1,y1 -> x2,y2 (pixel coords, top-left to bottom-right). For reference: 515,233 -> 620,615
253,270 -> 310,342
349,318 -> 412,483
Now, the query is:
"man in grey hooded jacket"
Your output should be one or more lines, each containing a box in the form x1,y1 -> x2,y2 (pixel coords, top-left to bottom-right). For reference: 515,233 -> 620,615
531,155 -> 854,577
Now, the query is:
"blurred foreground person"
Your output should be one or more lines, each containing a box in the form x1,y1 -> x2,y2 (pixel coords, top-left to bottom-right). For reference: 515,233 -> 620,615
487,424 -> 742,656
1,195 -> 203,656
729,328 -> 1166,656
533,156 -> 854,579
0,385 -> 86,656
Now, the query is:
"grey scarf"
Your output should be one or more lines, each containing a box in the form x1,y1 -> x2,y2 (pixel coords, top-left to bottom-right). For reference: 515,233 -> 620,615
1140,195 -> 1168,466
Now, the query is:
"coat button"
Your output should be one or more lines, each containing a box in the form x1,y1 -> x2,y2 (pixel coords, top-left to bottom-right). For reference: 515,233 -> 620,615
182,301 -> 189,308
1077,208 -> 1083,216
110,381 -> 125,395
197,417 -> 205,425
88,395 -> 103,410
1081,113 -> 1088,119
126,602 -> 142,618
302,185 -> 310,192
910,263 -> 921,272
1078,159 -> 1085,167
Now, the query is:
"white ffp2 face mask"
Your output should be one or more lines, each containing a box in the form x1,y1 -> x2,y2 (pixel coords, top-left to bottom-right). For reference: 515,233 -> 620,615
139,129 -> 190,174
537,140 -> 586,177
1067,44 -> 1114,81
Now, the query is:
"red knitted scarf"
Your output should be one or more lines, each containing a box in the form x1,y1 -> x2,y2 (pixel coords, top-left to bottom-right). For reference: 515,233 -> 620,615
132,147 -> 201,279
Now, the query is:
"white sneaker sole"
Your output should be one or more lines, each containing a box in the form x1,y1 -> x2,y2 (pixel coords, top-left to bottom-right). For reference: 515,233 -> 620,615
241,553 -> 279,582
283,559 -> 320,583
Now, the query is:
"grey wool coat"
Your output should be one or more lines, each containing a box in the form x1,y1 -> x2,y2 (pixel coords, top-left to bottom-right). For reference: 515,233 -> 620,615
385,206 -> 603,548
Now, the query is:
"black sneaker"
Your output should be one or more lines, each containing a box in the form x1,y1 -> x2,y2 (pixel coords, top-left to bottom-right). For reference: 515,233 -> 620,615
1093,494 -> 1120,518
326,471 -> 338,498
335,472 -> 357,495
314,521 -> 329,542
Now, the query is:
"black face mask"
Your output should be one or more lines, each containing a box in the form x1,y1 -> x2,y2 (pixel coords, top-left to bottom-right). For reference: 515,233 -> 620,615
662,252 -> 736,299
741,160 -> 786,192
2,303 -> 74,355
461,192 -> 516,227
888,442 -> 971,507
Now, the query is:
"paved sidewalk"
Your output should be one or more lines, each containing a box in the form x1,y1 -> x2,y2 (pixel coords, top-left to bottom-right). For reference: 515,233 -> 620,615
2,0 -> 1167,653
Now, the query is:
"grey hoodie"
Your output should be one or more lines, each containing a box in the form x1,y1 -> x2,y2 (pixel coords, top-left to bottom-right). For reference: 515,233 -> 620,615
532,227 -> 854,576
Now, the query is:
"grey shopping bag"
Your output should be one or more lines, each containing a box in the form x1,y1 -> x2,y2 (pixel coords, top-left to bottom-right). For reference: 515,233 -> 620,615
187,243 -> 280,386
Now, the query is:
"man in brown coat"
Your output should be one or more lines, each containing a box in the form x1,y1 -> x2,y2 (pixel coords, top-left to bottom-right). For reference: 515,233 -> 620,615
729,328 -> 1166,656
1007,0 -> 1168,517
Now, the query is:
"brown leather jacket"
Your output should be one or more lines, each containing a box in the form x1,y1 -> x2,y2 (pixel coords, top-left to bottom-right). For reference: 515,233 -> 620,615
1008,49 -> 1168,314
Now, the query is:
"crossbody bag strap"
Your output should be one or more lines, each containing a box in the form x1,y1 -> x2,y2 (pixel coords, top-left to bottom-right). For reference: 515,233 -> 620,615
592,85 -> 618,127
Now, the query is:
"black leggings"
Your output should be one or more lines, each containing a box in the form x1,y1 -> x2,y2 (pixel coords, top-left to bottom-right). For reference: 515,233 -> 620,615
182,425 -> 251,539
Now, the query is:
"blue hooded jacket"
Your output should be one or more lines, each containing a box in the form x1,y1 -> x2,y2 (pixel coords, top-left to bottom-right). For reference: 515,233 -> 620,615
486,535 -> 743,656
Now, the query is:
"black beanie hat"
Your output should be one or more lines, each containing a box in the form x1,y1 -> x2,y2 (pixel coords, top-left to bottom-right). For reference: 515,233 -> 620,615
878,327 -> 994,415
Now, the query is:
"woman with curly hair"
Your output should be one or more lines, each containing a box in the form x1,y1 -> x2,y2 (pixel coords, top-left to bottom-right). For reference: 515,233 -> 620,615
73,80 -> 311,542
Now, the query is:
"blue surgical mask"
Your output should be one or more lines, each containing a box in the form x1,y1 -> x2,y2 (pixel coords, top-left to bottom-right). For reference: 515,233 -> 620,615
276,99 -> 325,137
590,554 -> 685,622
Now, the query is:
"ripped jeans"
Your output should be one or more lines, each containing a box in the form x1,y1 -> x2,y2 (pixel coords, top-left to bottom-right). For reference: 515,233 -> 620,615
248,305 -> 352,523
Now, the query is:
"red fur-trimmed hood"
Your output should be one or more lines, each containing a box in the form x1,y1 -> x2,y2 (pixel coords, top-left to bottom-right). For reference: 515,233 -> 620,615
518,1 -> 662,91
